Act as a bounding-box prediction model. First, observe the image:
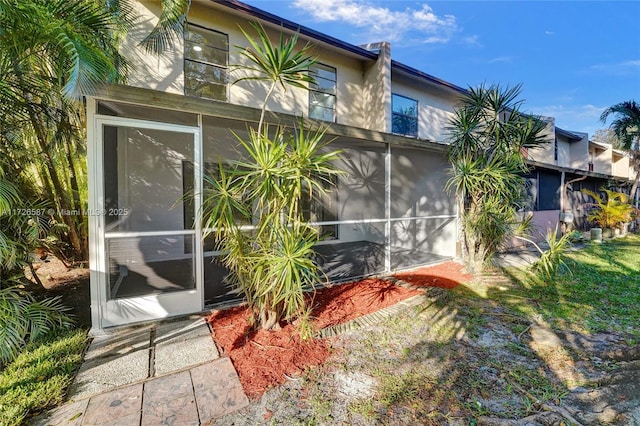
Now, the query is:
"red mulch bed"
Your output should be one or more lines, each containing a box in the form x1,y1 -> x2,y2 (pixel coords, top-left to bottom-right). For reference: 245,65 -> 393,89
207,278 -> 422,399
392,261 -> 473,289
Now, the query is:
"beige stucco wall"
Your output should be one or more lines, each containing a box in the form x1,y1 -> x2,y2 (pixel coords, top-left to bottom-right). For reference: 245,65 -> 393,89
557,138 -> 571,168
527,118 -> 556,165
612,152 -> 630,179
361,42 -> 391,133
123,1 -> 185,95
569,132 -> 589,170
589,142 -> 612,175
390,77 -> 458,142
124,1 -> 378,130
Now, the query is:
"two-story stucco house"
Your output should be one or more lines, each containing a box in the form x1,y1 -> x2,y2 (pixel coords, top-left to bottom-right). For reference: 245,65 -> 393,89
86,0 -> 635,331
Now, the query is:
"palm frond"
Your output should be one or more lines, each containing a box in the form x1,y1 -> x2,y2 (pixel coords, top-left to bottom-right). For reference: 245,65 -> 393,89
140,0 -> 189,55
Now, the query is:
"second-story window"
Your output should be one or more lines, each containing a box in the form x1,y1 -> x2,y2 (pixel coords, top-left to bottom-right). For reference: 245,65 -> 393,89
309,63 -> 336,122
392,94 -> 418,137
184,24 -> 229,101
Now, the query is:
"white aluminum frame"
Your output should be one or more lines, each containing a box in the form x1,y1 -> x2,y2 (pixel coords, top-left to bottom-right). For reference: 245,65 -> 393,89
88,106 -> 202,331
86,95 -> 459,332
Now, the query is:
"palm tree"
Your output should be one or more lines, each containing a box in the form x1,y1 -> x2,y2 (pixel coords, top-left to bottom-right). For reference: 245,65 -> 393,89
446,84 -> 548,272
0,0 -> 190,261
0,0 -> 190,362
600,100 -> 640,206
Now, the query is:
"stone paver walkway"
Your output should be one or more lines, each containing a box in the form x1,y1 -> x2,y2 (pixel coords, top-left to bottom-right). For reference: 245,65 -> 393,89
32,316 -> 249,425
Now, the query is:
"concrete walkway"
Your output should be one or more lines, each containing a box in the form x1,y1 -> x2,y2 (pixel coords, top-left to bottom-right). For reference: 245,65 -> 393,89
32,316 -> 248,425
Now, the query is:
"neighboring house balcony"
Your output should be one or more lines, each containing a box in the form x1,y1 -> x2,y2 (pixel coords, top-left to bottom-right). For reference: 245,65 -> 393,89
612,149 -> 631,179
589,140 -> 613,175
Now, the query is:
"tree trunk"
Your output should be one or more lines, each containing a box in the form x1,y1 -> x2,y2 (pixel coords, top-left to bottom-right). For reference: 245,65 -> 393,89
260,308 -> 280,330
62,134 -> 88,258
16,66 -> 85,260
630,149 -> 640,208
29,113 -> 84,260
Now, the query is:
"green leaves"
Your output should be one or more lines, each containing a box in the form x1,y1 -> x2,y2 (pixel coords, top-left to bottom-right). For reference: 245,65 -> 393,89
202,122 -> 341,333
447,84 -> 547,271
600,100 -> 640,150
532,227 -> 573,281
234,22 -> 316,93
140,0 -> 189,55
0,287 -> 73,366
581,187 -> 634,229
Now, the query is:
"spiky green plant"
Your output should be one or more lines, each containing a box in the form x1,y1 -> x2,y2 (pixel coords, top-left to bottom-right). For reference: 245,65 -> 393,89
203,124 -> 341,331
532,227 -> 573,281
446,84 -> 548,272
234,21 -> 316,134
202,23 -> 342,332
581,188 -> 634,229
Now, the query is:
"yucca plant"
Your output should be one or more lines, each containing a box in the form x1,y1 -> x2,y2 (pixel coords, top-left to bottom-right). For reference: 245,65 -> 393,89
446,84 -> 548,272
581,188 -> 634,230
202,23 -> 342,332
203,124 -> 341,332
531,227 -> 573,281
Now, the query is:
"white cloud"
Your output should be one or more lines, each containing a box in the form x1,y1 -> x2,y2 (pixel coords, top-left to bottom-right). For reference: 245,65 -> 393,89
530,104 -> 606,136
461,35 -> 481,47
545,30 -> 555,35
589,60 -> 640,75
292,0 -> 458,44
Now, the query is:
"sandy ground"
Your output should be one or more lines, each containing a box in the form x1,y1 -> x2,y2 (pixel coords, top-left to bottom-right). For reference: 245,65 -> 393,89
215,283 -> 640,425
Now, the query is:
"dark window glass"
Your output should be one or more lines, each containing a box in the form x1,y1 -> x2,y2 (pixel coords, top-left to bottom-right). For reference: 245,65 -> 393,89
392,94 -> 418,137
538,170 -> 561,210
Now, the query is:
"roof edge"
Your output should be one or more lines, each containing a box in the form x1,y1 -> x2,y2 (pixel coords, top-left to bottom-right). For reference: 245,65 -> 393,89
556,127 -> 583,142
214,0 -> 378,60
391,60 -> 468,95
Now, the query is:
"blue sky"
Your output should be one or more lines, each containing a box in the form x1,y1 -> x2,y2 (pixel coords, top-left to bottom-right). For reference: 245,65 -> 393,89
244,0 -> 640,137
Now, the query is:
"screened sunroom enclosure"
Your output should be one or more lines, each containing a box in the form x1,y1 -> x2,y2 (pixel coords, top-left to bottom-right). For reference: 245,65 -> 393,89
87,97 -> 457,330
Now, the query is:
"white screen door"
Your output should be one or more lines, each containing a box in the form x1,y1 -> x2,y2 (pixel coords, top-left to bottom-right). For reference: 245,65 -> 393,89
96,118 -> 202,327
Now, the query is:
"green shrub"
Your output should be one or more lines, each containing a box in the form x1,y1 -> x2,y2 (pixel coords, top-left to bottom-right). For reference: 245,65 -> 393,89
0,287 -> 73,365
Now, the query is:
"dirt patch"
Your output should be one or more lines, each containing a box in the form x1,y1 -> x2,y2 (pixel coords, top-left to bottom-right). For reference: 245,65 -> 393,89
208,278 -> 421,399
392,261 -> 473,289
21,256 -> 91,328
215,269 -> 640,425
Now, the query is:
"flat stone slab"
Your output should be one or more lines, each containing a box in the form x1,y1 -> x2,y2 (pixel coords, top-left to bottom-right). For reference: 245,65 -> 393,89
142,371 -> 199,425
82,383 -> 143,425
70,347 -> 150,400
37,317 -> 248,425
154,318 -> 219,376
84,327 -> 151,361
31,398 -> 89,426
154,318 -> 212,344
191,358 -> 249,422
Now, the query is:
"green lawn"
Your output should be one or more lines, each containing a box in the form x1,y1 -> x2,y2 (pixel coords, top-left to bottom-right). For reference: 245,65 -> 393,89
0,329 -> 87,426
490,234 -> 640,339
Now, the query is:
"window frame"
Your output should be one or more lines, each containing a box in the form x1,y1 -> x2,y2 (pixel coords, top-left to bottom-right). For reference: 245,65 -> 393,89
183,23 -> 229,102
308,63 -> 337,123
391,93 -> 419,137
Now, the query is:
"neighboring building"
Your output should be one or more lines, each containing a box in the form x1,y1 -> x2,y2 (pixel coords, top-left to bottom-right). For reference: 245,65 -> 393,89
86,0 -> 634,331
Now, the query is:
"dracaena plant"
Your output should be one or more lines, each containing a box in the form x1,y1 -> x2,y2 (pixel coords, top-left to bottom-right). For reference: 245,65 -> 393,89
202,23 -> 342,334
446,84 -> 548,272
